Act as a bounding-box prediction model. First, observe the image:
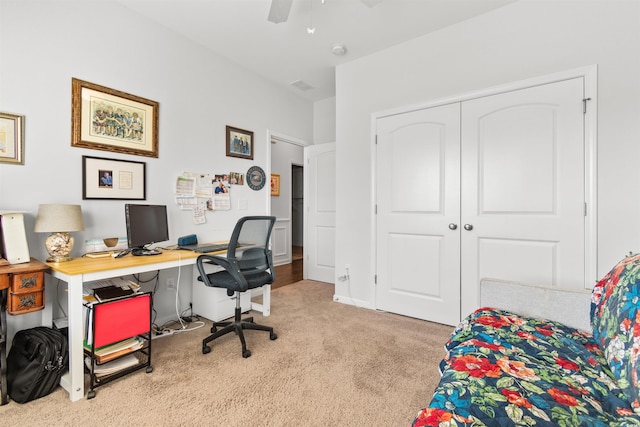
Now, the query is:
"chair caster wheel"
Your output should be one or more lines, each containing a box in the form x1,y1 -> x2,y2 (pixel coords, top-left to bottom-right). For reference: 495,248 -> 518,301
242,349 -> 251,358
87,390 -> 96,399
146,366 -> 153,373
203,345 -> 211,354
211,326 -> 217,333
270,332 -> 278,340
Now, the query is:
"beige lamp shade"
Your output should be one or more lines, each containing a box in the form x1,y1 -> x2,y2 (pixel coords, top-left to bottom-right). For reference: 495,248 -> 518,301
34,204 -> 85,232
34,204 -> 84,262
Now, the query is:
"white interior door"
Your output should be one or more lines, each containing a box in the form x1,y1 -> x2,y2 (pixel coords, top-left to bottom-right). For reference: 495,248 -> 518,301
304,143 -> 336,283
375,104 -> 461,325
375,77 -> 587,326
460,78 -> 586,316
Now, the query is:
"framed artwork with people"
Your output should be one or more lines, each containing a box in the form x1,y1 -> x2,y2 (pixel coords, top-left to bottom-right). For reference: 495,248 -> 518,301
226,125 -> 253,160
82,155 -> 146,200
72,78 -> 159,158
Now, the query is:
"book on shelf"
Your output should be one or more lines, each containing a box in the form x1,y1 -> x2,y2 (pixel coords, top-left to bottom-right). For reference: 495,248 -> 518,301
93,285 -> 135,302
85,353 -> 140,377
84,337 -> 145,364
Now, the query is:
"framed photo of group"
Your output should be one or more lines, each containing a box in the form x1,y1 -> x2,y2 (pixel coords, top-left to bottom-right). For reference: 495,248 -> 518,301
0,112 -> 25,164
71,78 -> 159,158
82,155 -> 146,200
226,125 -> 254,160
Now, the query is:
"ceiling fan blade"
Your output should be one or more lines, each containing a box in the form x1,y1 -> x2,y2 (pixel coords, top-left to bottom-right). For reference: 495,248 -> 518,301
360,0 -> 383,7
268,0 -> 293,24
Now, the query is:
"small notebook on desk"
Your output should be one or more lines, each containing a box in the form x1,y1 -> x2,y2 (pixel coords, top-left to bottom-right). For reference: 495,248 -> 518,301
93,286 -> 134,302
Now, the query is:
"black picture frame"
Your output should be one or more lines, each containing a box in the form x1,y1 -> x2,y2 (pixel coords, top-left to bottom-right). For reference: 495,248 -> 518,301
82,155 -> 146,200
226,125 -> 254,160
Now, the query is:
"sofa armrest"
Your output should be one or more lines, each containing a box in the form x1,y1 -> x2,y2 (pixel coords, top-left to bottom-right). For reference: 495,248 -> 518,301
480,278 -> 592,332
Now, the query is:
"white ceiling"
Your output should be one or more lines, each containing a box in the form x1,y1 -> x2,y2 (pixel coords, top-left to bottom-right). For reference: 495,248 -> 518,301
118,0 -> 515,102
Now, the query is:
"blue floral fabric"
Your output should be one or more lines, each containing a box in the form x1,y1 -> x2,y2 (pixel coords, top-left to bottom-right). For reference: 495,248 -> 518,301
413,307 -> 640,426
591,253 -> 640,414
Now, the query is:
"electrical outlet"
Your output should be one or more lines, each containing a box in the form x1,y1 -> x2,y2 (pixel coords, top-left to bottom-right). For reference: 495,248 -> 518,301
167,278 -> 176,290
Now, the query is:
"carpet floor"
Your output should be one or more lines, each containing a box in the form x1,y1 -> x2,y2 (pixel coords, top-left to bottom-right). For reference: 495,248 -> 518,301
0,280 -> 453,426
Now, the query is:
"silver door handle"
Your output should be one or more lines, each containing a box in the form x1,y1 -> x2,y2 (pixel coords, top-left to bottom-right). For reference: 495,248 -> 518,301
464,224 -> 473,231
448,223 -> 458,230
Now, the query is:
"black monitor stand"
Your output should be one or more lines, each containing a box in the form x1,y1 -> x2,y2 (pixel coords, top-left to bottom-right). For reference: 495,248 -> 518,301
132,248 -> 162,256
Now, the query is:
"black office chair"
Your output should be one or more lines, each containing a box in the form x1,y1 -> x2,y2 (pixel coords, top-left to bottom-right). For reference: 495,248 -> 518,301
195,216 -> 278,358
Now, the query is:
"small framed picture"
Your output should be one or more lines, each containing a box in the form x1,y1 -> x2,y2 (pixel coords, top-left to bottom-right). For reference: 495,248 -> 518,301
226,125 -> 254,160
82,155 -> 146,200
0,112 -> 25,164
271,173 -> 280,196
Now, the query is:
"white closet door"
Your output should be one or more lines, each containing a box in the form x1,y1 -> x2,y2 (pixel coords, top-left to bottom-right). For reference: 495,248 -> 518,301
460,78 -> 585,316
304,143 -> 336,283
375,104 -> 461,325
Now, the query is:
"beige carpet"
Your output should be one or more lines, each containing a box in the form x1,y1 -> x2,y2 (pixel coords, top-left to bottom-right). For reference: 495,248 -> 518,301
0,280 -> 453,426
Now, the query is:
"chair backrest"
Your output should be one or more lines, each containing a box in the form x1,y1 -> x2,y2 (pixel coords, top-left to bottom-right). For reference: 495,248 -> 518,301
228,216 -> 276,275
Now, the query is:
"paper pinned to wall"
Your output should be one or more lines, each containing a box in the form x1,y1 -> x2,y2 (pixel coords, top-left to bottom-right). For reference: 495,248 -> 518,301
193,206 -> 206,224
175,171 -> 231,219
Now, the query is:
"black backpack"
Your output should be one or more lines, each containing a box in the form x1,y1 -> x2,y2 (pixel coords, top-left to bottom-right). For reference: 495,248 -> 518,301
7,326 -> 68,403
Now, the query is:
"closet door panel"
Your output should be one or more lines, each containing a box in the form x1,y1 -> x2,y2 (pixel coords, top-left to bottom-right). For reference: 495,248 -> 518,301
460,78 -> 585,316
375,103 -> 461,326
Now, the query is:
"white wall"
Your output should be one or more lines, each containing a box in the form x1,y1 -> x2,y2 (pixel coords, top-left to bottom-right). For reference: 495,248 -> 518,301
313,97 -> 337,144
334,0 -> 640,307
0,0 -> 312,330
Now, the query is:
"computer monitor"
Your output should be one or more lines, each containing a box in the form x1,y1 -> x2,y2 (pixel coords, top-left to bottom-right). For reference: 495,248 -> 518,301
125,204 -> 169,255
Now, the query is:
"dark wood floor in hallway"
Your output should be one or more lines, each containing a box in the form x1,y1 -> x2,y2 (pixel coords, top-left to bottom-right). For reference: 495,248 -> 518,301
272,246 -> 303,289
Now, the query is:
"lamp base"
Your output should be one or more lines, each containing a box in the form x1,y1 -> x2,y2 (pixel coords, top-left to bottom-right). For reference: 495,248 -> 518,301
46,255 -> 73,263
45,232 -> 75,263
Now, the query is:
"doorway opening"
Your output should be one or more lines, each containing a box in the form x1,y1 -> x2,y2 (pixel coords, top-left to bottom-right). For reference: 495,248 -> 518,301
272,163 -> 304,289
292,164 -> 304,263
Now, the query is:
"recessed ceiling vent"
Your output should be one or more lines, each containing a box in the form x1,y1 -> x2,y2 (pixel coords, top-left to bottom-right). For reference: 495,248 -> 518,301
289,80 -> 314,91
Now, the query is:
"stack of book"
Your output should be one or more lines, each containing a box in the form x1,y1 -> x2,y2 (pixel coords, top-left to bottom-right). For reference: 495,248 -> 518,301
84,336 -> 144,364
84,354 -> 140,377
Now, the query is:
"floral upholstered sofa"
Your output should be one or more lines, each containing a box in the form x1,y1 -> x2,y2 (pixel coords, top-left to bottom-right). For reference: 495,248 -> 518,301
413,253 -> 640,427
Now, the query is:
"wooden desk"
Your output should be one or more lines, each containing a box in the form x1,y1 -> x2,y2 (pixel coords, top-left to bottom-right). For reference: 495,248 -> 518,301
45,249 -> 270,402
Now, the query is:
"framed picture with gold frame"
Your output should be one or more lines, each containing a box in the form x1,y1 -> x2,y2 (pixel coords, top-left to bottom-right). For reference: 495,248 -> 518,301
0,112 -> 25,164
72,78 -> 159,158
270,173 -> 280,196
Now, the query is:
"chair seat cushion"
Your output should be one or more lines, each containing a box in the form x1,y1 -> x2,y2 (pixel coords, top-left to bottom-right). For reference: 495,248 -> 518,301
201,270 -> 273,292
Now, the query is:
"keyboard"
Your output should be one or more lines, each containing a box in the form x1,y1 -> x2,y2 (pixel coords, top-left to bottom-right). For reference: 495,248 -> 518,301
194,243 -> 228,253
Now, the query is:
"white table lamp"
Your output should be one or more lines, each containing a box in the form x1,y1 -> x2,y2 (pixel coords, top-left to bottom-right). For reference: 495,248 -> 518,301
34,204 -> 84,262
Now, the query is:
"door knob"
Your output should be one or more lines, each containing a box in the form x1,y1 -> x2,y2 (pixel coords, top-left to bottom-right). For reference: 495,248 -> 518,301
448,223 -> 458,230
464,224 -> 473,231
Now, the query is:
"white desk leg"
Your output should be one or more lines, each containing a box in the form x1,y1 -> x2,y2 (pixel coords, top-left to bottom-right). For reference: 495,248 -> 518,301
250,284 -> 271,317
262,284 -> 270,317
59,275 -> 84,402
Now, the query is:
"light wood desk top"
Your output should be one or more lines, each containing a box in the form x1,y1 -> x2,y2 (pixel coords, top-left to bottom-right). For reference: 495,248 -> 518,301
44,248 -> 226,276
46,249 -> 194,275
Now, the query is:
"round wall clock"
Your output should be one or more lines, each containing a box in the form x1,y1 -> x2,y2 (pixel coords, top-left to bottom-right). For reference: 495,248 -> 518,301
247,166 -> 266,190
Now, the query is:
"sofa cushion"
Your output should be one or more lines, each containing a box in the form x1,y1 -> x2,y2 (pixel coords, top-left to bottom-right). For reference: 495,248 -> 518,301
413,308 -> 640,426
591,253 -> 640,413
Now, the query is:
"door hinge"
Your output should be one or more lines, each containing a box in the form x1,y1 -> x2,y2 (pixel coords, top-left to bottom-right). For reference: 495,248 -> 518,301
583,98 -> 592,114
584,202 -> 588,216
375,135 -> 378,145
374,274 -> 377,285
375,205 -> 377,214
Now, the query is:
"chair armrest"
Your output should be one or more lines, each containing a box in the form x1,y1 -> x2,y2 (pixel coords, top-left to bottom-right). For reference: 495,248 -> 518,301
196,254 -> 248,291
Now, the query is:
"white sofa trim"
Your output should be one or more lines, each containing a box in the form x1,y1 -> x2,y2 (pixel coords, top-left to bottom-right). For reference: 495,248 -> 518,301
480,278 -> 592,332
